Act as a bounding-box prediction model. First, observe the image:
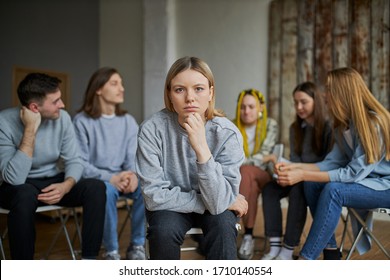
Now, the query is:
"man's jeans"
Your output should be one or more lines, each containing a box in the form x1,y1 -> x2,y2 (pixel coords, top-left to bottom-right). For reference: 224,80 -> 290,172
103,182 -> 145,252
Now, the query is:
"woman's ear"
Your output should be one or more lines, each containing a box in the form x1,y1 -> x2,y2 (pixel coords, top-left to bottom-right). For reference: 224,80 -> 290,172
209,86 -> 214,101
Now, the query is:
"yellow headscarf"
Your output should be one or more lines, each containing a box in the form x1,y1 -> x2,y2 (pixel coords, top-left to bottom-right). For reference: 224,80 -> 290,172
233,89 -> 268,157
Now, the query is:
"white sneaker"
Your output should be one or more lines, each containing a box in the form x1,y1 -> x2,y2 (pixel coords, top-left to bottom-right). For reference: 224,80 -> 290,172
103,250 -> 121,260
126,245 -> 146,260
238,234 -> 255,260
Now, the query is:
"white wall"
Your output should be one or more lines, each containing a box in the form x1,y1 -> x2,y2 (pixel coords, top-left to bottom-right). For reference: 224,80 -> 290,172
174,0 -> 272,119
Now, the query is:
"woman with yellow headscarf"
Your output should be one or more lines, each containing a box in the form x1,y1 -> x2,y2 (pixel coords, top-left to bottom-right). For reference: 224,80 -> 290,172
233,89 -> 279,260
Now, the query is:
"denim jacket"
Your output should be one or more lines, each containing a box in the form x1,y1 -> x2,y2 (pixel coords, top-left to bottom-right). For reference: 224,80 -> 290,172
317,124 -> 390,191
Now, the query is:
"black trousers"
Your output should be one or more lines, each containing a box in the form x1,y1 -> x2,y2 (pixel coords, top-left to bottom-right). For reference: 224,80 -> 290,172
262,180 -> 307,247
146,209 -> 238,260
0,173 -> 106,259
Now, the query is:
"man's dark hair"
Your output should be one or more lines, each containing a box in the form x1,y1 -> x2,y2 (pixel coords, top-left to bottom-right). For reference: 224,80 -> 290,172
17,73 -> 62,106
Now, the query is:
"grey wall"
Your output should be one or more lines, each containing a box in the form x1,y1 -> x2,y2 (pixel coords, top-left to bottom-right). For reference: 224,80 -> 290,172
174,0 -> 271,120
0,0 -> 99,116
140,0 -> 271,121
99,0 -> 144,124
0,0 -> 271,124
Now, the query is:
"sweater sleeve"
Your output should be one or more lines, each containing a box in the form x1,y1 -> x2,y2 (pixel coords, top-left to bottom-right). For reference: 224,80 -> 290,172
0,111 -> 33,184
196,131 -> 245,215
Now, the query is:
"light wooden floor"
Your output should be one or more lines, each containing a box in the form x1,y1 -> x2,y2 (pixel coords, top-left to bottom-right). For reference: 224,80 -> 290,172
1,205 -> 389,260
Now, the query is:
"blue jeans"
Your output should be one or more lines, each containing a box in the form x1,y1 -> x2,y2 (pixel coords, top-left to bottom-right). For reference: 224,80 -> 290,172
103,182 -> 145,252
301,181 -> 390,260
146,209 -> 238,260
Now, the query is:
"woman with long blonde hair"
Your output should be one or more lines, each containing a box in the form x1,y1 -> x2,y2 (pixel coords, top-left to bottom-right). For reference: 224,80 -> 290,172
274,67 -> 390,260
136,56 -> 247,259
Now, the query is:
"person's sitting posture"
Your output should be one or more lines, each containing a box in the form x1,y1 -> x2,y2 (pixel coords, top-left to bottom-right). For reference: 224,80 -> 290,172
0,73 -> 106,260
275,68 -> 390,260
73,67 -> 146,260
136,56 -> 248,260
233,89 -> 279,259
261,82 -> 332,260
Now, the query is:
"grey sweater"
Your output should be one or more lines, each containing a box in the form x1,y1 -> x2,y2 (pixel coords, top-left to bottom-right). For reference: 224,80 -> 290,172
136,109 -> 244,215
73,112 -> 138,182
0,107 -> 83,185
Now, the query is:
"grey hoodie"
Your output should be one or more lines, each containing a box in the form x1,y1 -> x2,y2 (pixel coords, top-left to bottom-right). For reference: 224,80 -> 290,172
136,109 -> 244,215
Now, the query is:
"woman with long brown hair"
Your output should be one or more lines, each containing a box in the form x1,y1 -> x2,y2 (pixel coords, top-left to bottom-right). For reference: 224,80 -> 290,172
261,82 -> 332,260
274,67 -> 390,260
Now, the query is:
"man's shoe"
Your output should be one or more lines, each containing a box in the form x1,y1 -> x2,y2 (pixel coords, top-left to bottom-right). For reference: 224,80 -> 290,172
126,245 -> 146,260
238,234 -> 255,260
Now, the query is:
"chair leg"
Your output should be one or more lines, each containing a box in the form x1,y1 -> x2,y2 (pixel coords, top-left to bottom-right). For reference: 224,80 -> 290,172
348,208 -> 390,259
72,208 -> 82,247
0,236 -> 5,260
43,209 -> 76,260
339,210 -> 350,257
118,200 -> 132,239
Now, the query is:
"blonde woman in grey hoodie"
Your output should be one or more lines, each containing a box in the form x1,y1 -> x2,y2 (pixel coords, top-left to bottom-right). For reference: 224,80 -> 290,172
136,56 -> 248,260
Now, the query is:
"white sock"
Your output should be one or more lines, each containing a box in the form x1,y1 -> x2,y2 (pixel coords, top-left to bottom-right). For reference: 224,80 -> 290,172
278,245 -> 294,260
268,237 -> 282,257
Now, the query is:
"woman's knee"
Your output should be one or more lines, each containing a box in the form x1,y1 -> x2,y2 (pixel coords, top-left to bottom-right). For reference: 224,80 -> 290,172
262,181 -> 280,197
289,183 -> 305,199
203,211 -> 237,235
321,182 -> 344,203
147,211 -> 188,243
303,181 -> 324,198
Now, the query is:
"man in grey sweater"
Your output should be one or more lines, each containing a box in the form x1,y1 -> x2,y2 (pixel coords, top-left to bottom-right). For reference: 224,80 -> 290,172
0,73 -> 106,259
